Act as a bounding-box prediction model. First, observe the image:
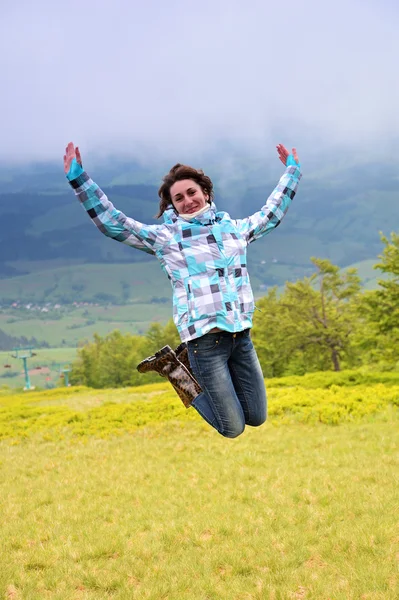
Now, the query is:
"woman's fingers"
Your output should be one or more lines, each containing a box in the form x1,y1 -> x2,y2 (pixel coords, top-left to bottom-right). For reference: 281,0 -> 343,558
276,144 -> 299,166
277,145 -> 288,158
64,142 -> 77,174
75,146 -> 82,166
276,144 -> 289,166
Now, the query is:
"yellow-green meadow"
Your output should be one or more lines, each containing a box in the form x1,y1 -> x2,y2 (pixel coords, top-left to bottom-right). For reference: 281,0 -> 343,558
1,373 -> 398,599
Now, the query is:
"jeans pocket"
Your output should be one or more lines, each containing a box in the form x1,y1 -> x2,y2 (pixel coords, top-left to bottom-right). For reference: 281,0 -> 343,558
189,333 -> 223,353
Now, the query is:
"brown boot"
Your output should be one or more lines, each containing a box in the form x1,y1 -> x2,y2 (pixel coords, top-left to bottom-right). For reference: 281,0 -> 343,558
174,343 -> 203,406
136,345 -> 201,408
137,345 -> 174,375
174,342 -> 191,373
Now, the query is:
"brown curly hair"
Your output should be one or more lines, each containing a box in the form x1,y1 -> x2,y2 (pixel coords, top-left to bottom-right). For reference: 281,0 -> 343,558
157,163 -> 214,218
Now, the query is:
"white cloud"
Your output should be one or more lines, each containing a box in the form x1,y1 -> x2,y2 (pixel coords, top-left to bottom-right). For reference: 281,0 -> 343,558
0,0 -> 398,162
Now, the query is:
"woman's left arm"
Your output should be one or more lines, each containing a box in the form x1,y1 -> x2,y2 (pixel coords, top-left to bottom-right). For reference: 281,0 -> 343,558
236,145 -> 302,243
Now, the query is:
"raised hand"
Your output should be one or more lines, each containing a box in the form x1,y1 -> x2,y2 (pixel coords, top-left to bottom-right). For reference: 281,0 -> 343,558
63,142 -> 83,174
276,144 -> 299,166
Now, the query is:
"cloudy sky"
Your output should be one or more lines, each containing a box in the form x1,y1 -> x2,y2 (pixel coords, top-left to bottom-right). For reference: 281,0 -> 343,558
1,0 -> 398,164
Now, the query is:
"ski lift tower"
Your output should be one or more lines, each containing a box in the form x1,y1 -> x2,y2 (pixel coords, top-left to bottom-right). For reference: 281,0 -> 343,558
59,363 -> 72,387
12,347 -> 36,391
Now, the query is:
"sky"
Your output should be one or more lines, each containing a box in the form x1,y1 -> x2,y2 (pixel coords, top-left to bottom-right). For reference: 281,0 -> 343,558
1,0 -> 398,165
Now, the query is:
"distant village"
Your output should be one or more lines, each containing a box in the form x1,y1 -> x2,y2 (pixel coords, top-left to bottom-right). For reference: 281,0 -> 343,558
0,302 -> 102,312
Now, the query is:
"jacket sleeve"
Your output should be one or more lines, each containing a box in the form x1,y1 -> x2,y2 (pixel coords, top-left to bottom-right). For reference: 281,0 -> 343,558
67,159 -> 167,255
235,163 -> 302,244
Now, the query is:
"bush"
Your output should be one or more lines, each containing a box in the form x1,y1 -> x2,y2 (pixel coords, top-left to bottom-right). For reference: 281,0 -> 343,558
70,331 -> 160,388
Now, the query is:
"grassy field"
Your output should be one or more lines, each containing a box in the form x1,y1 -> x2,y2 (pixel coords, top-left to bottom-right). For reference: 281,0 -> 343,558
0,302 -> 172,348
0,374 -> 398,599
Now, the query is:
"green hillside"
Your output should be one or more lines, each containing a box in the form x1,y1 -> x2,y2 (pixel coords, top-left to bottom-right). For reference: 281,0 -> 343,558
0,254 -> 383,308
344,258 -> 382,290
0,301 -> 172,346
0,261 -> 267,305
0,262 -> 171,304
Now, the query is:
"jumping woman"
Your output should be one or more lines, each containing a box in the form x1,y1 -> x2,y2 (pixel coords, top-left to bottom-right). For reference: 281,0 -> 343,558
64,143 -> 301,438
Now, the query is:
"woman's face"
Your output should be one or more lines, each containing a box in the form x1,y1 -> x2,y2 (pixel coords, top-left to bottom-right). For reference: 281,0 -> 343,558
170,179 -> 209,215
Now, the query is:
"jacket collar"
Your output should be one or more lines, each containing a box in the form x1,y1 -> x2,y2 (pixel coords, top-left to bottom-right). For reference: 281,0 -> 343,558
163,202 -> 218,225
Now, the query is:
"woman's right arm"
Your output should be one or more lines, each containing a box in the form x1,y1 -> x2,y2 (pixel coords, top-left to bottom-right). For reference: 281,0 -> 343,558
64,142 -> 166,255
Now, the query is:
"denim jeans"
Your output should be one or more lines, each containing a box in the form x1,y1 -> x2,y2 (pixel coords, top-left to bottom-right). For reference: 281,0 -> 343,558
187,329 -> 267,438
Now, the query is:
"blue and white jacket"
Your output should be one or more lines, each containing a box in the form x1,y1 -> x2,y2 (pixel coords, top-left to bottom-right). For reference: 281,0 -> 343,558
67,160 -> 302,342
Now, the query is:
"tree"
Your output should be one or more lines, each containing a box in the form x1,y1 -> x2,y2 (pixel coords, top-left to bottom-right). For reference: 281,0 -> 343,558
281,258 -> 361,371
70,330 -> 159,388
70,320 -> 181,389
145,320 -> 180,353
368,232 -> 399,334
356,232 -> 399,367
253,258 -> 362,375
252,288 -> 293,377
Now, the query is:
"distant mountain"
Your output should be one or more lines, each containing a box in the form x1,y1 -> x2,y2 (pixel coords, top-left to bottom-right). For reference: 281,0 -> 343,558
0,154 -> 397,304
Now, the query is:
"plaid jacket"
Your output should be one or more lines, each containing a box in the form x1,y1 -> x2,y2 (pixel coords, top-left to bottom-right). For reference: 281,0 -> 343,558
68,161 -> 302,342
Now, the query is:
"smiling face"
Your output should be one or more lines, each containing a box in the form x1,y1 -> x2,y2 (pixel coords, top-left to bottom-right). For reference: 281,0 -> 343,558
170,179 -> 210,215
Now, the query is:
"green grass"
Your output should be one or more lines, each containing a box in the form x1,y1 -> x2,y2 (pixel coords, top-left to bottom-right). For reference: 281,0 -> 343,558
0,377 -> 398,599
1,377 -> 399,440
269,369 -> 399,389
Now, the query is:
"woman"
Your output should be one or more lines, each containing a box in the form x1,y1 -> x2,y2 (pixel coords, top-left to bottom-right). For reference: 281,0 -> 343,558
64,143 -> 301,438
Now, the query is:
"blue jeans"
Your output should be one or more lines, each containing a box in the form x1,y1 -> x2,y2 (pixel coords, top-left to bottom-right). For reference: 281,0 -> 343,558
187,329 -> 267,438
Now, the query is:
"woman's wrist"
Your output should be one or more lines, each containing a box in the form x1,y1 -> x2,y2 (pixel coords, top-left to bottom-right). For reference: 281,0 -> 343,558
66,157 -> 84,182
